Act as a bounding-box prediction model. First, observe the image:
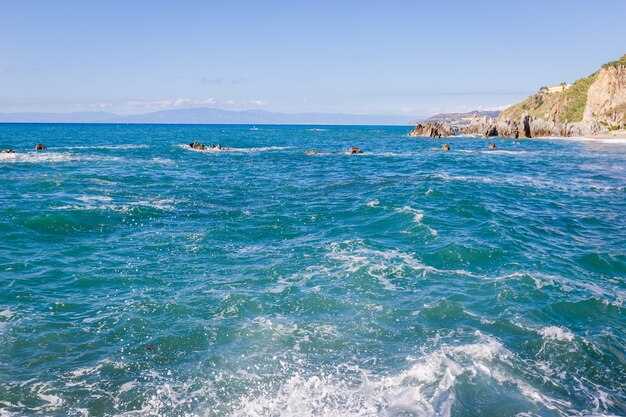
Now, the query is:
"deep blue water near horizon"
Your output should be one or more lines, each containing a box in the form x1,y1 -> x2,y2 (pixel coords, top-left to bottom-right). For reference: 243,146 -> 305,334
0,124 -> 625,416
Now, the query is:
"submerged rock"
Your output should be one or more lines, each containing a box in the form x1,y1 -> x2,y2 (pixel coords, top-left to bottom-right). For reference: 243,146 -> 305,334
348,146 -> 363,154
1,149 -> 16,153
35,143 -> 46,150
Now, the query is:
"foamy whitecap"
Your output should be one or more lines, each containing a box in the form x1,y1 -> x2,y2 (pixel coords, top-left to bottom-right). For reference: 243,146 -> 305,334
538,326 -> 575,342
396,205 -> 424,223
0,310 -> 14,319
54,197 -> 178,212
366,199 -> 380,207
63,144 -> 149,150
0,152 -> 124,164
180,144 -> 292,153
231,334 -> 574,417
327,240 -> 436,290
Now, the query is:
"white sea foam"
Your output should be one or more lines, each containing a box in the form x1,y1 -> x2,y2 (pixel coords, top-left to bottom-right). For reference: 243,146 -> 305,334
0,309 -> 15,334
181,144 -> 292,153
0,310 -> 14,319
502,271 -> 625,308
0,152 -> 123,164
549,136 -> 626,145
538,326 -> 575,342
366,199 -> 380,207
63,144 -> 149,150
327,240 -> 436,290
54,196 -> 178,212
231,333 -> 577,417
151,157 -> 174,164
394,205 -> 437,236
396,205 -> 424,222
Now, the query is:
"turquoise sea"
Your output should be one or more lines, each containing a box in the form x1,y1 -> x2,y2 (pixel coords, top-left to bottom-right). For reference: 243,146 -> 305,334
0,124 -> 625,416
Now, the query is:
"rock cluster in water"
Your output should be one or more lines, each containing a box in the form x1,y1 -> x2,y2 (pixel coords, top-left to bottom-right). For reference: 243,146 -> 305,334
189,141 -> 231,151
35,144 -> 46,150
408,122 -> 455,138
348,146 -> 363,154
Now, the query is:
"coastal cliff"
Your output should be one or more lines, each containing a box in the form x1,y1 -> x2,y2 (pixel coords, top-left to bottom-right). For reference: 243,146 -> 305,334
410,54 -> 626,138
478,54 -> 626,138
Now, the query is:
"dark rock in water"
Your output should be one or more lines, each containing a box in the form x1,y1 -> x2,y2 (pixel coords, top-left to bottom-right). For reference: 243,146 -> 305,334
522,115 -> 532,138
489,143 -> 497,150
348,146 -> 363,154
485,125 -> 498,137
441,144 -> 450,151
189,141 -> 207,150
409,122 -> 455,138
304,150 -> 319,155
35,143 -> 46,150
1,149 -> 16,154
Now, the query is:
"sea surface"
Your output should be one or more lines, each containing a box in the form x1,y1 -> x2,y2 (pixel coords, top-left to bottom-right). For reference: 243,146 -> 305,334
0,124 -> 625,417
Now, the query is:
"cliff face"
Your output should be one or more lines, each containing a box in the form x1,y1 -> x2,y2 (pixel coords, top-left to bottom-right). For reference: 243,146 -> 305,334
474,54 -> 626,137
583,62 -> 626,125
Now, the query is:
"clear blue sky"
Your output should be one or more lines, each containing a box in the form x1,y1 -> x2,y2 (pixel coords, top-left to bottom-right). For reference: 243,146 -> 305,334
1,0 -> 625,117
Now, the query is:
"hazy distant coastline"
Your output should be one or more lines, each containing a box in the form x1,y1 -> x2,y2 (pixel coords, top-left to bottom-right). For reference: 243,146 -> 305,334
0,108 -> 417,126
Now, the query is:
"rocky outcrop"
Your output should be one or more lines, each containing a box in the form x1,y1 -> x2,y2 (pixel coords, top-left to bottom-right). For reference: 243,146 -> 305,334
461,116 -> 524,138
189,141 -> 231,151
348,146 -> 363,154
408,122 -> 455,138
189,141 -> 207,150
460,114 -> 602,138
35,144 -> 46,150
486,54 -> 626,137
584,61 -> 626,126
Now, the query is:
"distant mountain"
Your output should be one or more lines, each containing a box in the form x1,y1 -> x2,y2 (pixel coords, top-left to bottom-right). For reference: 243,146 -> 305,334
421,110 -> 501,126
0,107 -> 417,126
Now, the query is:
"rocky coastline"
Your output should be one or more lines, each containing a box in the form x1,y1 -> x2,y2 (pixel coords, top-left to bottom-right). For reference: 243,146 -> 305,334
409,54 -> 626,139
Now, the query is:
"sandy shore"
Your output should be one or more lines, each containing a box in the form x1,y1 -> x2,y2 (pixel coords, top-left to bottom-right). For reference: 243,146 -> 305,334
584,130 -> 626,139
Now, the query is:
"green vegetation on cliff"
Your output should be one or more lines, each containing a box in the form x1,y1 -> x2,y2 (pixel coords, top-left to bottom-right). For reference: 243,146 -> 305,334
500,54 -> 626,124
601,54 -> 626,70
499,72 -> 598,123
562,71 -> 598,122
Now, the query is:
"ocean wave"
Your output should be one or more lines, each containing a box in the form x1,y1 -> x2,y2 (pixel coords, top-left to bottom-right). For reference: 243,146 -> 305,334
53,196 -> 178,212
180,144 -> 292,153
62,144 -> 150,150
395,205 -> 424,223
0,152 -> 124,164
232,333 -> 574,417
501,271 -> 625,308
457,149 -> 530,155
538,326 -> 575,342
326,240 -> 436,290
425,172 -> 623,195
